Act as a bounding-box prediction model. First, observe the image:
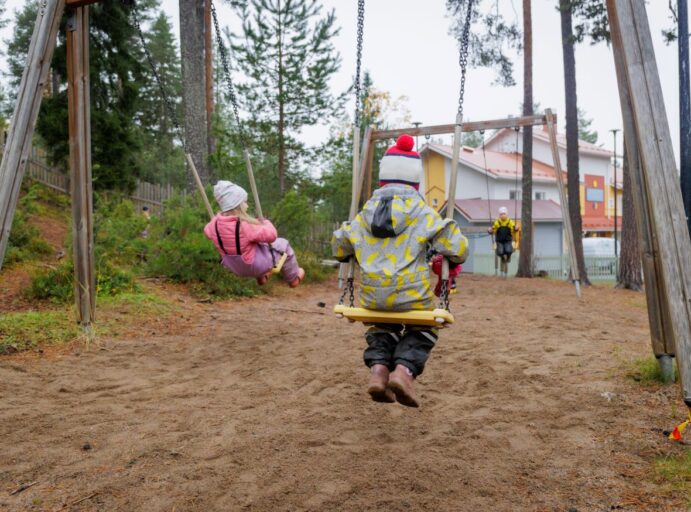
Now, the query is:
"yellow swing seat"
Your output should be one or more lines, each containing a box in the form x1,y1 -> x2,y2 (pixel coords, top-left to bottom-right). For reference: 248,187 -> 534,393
271,252 -> 289,274
333,304 -> 454,327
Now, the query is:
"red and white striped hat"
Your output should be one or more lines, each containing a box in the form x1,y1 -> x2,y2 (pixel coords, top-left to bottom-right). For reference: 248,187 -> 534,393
379,134 -> 421,190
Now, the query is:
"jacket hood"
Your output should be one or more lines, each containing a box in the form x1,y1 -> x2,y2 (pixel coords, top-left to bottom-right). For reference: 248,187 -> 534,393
360,185 -> 426,238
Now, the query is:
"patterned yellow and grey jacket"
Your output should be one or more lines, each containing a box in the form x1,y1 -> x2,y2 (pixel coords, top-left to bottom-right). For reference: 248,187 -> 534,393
332,184 -> 467,311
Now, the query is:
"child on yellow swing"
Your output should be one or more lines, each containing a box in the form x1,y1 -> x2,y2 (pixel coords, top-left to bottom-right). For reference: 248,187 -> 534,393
332,135 -> 468,408
204,181 -> 305,287
488,206 -> 520,275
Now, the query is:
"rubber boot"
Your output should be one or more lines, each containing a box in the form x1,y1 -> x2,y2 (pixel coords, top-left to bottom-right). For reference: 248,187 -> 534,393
387,364 -> 419,408
289,268 -> 305,288
367,364 -> 395,403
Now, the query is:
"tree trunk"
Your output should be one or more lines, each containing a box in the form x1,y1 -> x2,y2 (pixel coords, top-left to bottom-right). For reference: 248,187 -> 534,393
679,0 -> 691,235
179,0 -> 209,190
277,0 -> 286,194
559,1 -> 591,284
617,144 -> 643,290
517,0 -> 533,277
205,0 -> 215,157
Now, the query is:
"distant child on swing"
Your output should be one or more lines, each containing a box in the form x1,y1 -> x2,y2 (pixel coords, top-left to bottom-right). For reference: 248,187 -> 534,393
204,181 -> 305,287
332,135 -> 467,408
488,206 -> 520,274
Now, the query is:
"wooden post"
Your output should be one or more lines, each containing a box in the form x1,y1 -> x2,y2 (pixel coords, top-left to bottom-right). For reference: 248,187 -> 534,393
608,0 -> 691,404
0,0 -> 65,271
186,152 -> 214,219
609,8 -> 676,380
243,149 -> 262,219
364,138 -> 375,202
67,5 -> 95,326
545,109 -> 581,297
441,113 -> 465,282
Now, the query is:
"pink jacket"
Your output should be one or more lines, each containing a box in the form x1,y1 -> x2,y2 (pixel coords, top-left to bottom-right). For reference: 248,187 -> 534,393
203,214 -> 278,264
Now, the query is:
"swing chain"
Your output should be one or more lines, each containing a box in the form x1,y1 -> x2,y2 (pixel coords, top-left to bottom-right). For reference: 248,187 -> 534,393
338,276 -> 356,308
132,5 -> 184,146
354,0 -> 365,128
456,0 -> 474,119
439,278 -> 450,311
211,1 -> 248,148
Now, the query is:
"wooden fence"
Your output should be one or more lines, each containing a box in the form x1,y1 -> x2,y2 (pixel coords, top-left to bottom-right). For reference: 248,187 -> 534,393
9,145 -> 178,213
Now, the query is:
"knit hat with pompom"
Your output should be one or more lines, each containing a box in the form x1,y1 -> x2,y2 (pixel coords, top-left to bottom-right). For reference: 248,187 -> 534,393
378,134 -> 422,190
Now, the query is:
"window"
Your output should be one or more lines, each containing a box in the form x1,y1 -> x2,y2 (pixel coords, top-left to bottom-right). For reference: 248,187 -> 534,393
509,190 -> 522,200
534,192 -> 546,200
432,198 -> 439,207
586,188 -> 604,202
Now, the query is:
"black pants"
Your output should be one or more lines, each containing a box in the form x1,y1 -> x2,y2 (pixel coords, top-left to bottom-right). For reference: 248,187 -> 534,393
495,241 -> 513,261
364,323 -> 438,377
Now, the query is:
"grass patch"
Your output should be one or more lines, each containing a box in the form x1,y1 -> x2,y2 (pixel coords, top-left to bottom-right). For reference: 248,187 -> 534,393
655,449 -> 691,505
96,291 -> 176,335
0,290 -> 177,354
0,310 -> 79,354
625,355 -> 678,385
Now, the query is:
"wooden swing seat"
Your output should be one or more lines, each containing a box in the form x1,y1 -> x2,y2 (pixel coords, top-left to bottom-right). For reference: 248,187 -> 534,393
333,304 -> 454,327
271,252 -> 288,274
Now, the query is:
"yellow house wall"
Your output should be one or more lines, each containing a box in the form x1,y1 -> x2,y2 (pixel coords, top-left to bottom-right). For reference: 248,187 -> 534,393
579,184 -> 585,216
424,153 -> 447,209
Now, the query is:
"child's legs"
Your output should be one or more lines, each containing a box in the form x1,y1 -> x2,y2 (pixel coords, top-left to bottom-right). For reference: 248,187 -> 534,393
364,323 -> 403,370
393,327 -> 438,377
503,241 -> 514,262
271,238 -> 300,283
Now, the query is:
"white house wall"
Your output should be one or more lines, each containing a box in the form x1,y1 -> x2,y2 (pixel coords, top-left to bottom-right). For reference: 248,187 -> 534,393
486,129 -> 611,183
445,160 -> 497,199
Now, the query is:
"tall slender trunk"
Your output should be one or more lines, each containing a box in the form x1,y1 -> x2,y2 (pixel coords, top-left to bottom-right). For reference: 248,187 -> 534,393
277,0 -> 286,194
679,0 -> 691,234
517,0 -> 533,277
617,144 -> 643,290
559,1 -> 590,284
179,0 -> 209,190
205,0 -> 215,158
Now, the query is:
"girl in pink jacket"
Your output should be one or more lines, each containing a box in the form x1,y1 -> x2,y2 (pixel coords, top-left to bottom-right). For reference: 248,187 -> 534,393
203,181 -> 305,287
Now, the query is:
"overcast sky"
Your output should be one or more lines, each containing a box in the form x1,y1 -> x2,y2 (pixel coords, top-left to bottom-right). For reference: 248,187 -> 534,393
1,0 -> 685,162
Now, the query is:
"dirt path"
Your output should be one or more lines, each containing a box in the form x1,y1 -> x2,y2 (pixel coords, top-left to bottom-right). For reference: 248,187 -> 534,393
0,276 -> 686,511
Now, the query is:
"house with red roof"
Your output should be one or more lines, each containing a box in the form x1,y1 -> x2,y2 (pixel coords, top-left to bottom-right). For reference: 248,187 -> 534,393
419,124 -> 623,237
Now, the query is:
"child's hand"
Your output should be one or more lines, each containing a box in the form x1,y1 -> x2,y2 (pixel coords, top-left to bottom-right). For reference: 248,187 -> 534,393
430,254 -> 461,278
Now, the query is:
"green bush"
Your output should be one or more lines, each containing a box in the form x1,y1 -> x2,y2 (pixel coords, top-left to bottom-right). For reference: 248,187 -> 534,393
93,196 -> 148,266
5,210 -> 52,265
27,259 -> 140,303
270,190 -> 314,249
143,197 -> 261,299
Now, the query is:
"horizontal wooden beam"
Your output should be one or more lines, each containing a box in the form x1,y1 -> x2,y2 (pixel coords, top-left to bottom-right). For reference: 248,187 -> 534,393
370,113 -> 553,141
66,0 -> 103,7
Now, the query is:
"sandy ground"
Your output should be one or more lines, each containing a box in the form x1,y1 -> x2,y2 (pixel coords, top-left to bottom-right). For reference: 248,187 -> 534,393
0,275 -> 688,511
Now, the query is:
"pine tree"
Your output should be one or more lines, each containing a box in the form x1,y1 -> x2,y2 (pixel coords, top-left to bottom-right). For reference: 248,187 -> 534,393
179,0 -> 209,189
559,0 -> 590,285
0,0 -> 6,130
136,11 -> 185,187
617,145 -> 643,290
446,1 -> 522,86
319,72 -> 410,223
577,107 -> 598,144
517,0 -> 534,278
4,0 -> 161,192
229,0 -> 345,194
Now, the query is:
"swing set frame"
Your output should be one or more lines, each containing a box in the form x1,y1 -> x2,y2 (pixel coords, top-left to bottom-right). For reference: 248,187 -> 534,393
0,0 -> 689,409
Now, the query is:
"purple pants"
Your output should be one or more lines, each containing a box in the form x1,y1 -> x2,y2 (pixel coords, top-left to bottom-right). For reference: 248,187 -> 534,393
220,238 -> 300,283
